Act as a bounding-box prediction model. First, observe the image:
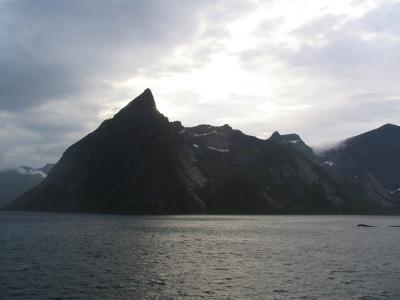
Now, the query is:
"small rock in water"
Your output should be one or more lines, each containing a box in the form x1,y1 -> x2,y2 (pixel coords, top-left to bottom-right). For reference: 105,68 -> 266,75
357,224 -> 377,227
273,289 -> 288,293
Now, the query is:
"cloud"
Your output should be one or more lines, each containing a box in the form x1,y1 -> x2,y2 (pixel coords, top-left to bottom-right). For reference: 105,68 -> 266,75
235,0 -> 400,145
0,0 -> 217,111
0,0 -> 256,168
360,1 -> 400,35
1,0 -> 399,167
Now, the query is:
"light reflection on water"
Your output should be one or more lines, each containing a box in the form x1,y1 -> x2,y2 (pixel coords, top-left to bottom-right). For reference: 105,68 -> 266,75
0,212 -> 400,299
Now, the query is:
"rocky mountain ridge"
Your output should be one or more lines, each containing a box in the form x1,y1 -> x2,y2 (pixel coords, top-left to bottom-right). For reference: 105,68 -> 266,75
4,90 -> 400,213
269,131 -> 316,160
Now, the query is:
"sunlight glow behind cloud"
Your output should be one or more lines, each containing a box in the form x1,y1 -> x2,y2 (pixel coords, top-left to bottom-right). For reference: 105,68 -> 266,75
0,0 -> 399,168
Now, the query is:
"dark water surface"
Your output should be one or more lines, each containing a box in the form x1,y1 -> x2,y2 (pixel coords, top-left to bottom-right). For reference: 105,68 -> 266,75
1,212 -> 400,299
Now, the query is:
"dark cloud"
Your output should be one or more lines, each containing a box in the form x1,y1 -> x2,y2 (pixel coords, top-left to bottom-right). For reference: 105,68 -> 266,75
0,0 -> 232,111
0,0 -> 256,168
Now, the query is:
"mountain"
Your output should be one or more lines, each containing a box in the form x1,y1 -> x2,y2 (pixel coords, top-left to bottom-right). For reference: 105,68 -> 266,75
0,164 -> 54,208
6,89 -> 353,213
269,131 -> 316,160
320,124 -> 400,209
6,89 -> 200,213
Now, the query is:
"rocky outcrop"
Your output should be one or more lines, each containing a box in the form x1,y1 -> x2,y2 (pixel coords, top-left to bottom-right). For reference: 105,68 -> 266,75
269,131 -> 316,160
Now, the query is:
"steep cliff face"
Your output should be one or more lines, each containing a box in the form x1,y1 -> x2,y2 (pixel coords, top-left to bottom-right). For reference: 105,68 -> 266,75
7,89 -> 202,213
6,89 -> 371,213
320,124 -> 400,209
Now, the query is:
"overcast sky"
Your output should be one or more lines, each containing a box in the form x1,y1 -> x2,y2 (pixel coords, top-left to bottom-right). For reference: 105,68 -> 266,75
1,0 -> 399,168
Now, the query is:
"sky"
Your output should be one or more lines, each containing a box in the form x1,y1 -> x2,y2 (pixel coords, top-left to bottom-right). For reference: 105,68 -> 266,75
0,0 -> 399,168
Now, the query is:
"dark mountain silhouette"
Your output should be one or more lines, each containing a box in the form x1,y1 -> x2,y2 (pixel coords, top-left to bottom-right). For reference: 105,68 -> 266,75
6,89 -> 354,213
0,164 -> 54,208
6,89 -> 200,212
269,131 -> 316,160
320,123 -> 400,209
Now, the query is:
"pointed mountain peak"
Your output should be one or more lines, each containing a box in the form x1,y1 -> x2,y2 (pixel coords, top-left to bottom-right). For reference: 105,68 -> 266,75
270,131 -> 281,140
128,88 -> 156,109
114,88 -> 157,119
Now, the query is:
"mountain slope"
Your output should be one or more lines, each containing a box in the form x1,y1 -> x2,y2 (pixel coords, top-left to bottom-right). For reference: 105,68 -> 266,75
269,131 -> 316,160
320,123 -> 400,208
0,164 -> 54,208
176,124 -> 345,213
6,89 -> 386,213
6,89 -> 202,213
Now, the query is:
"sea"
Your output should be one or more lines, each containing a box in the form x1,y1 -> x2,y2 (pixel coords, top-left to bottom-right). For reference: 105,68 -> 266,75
1,212 -> 399,299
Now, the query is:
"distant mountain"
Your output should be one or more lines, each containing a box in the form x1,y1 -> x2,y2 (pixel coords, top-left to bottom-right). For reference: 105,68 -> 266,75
0,164 -> 54,208
320,124 -> 400,209
6,89 -> 353,213
269,131 -> 316,160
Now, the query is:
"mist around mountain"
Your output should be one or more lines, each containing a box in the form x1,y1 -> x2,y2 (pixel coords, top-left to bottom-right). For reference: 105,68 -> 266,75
318,124 -> 400,210
0,164 -> 54,208
4,90 -> 400,214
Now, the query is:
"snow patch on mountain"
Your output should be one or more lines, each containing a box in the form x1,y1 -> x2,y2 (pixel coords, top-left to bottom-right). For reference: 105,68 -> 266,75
389,188 -> 400,194
192,131 -> 217,137
207,147 -> 229,152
